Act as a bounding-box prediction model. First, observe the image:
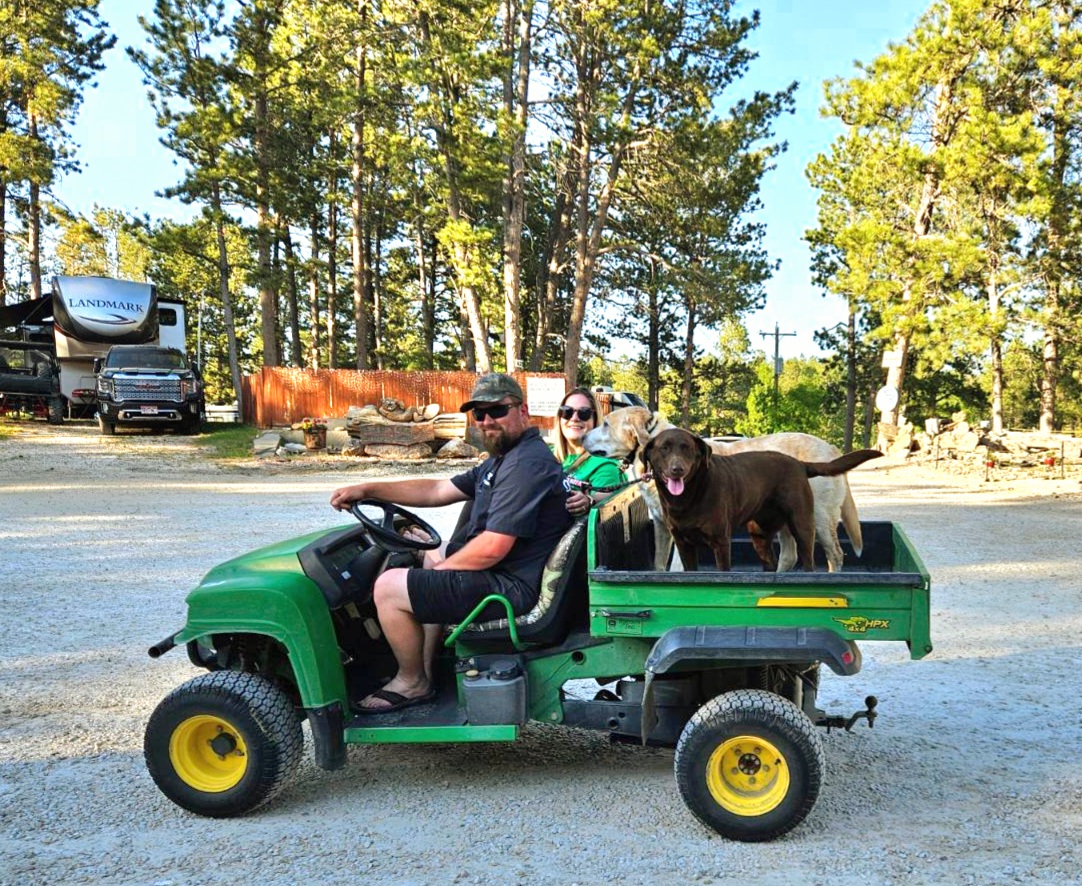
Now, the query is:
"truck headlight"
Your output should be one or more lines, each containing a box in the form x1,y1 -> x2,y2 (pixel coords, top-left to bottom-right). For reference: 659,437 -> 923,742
97,378 -> 114,397
180,378 -> 198,398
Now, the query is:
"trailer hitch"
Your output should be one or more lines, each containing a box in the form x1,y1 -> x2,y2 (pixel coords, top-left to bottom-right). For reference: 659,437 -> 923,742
817,695 -> 878,733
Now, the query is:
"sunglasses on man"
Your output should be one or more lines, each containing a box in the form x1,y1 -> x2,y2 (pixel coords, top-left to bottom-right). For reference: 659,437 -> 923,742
473,402 -> 519,421
557,405 -> 595,421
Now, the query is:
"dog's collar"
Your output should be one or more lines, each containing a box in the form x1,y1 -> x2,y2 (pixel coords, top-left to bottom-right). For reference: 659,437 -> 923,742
645,414 -> 658,435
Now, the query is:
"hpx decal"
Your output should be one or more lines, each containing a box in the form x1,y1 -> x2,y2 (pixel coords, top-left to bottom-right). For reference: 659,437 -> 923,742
833,616 -> 891,633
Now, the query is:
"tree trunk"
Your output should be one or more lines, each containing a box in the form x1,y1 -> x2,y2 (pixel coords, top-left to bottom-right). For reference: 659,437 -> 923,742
418,9 -> 490,372
878,49 -> 969,438
681,302 -> 696,425
327,140 -> 338,369
500,0 -> 532,373
351,3 -> 370,370
0,181 -> 7,306
371,225 -> 383,369
28,113 -> 42,300
529,186 -> 569,371
647,264 -> 660,411
844,307 -> 856,452
1039,77 -> 1071,434
414,223 -> 434,369
253,26 -> 278,367
282,228 -> 302,366
212,185 -> 243,412
987,263 -> 1004,434
563,44 -> 639,386
308,212 -> 322,369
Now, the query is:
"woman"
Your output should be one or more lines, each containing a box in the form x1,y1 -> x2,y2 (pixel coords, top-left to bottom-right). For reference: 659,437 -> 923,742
551,387 -> 627,516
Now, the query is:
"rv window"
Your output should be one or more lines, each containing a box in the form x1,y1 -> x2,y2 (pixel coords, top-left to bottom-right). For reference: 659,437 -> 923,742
159,308 -> 178,327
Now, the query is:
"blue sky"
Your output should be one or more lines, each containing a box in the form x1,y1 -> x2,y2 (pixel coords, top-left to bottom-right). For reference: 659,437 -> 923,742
62,0 -> 929,360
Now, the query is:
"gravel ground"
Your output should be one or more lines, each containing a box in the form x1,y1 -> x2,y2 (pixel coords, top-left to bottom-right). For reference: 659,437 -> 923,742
2,422 -> 1081,885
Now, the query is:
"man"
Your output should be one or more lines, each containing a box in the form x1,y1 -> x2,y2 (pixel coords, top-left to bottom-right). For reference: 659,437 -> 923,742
330,373 -> 573,713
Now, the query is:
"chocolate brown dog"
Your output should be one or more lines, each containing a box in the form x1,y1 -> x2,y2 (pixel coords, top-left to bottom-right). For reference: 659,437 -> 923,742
641,428 -> 882,572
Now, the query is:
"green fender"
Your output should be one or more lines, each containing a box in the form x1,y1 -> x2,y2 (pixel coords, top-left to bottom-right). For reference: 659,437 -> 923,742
173,570 -> 347,710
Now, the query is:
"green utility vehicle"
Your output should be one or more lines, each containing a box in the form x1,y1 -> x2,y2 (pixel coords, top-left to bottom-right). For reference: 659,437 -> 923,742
144,483 -> 931,841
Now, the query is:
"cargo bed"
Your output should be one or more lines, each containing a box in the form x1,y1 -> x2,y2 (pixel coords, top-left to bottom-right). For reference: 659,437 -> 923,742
586,484 -> 932,658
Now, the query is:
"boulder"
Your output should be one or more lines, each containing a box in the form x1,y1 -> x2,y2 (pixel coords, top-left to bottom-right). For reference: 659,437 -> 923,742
436,438 -> 480,459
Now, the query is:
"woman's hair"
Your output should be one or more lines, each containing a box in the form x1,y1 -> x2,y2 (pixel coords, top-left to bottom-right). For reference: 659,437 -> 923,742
552,387 -> 601,462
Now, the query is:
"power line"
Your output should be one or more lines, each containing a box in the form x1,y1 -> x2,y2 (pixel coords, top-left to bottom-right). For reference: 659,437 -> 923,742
759,322 -> 796,430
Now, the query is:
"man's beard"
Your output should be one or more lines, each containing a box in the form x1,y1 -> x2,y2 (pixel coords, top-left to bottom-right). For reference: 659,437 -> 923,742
483,426 -> 520,455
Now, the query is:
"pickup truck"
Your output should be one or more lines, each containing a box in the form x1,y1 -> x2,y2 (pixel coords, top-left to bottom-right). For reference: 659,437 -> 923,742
95,344 -> 204,434
142,481 -> 930,841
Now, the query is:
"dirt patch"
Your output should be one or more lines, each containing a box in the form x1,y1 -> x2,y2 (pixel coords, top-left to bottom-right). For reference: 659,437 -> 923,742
1,421 -> 1080,885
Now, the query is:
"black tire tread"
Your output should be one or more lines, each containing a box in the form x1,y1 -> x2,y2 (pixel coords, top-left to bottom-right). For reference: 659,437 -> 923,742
674,688 -> 824,842
145,670 -> 303,817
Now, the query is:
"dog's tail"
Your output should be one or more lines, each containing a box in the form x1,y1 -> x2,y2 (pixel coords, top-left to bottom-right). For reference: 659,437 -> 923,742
839,481 -> 864,557
804,449 -> 883,478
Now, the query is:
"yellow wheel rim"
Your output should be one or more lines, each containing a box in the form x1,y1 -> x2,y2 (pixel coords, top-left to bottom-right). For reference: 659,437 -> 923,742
169,714 -> 249,792
706,734 -> 790,816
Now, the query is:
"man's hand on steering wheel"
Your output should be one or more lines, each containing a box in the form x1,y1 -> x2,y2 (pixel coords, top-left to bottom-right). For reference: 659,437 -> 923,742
349,499 -> 442,554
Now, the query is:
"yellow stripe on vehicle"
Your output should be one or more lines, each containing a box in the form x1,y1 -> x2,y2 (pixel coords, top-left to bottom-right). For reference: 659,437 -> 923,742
757,596 -> 849,608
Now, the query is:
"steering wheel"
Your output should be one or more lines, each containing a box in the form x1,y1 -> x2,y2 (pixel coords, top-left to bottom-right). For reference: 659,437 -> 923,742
349,499 -> 443,554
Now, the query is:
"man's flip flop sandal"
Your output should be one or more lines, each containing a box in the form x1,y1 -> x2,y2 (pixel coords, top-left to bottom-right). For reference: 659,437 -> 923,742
355,687 -> 436,714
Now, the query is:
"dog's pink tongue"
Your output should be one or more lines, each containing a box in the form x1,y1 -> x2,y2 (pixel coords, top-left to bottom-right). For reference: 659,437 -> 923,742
664,476 -> 685,496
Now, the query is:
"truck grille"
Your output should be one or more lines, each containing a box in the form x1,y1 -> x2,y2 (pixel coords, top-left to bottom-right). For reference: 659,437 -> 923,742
116,379 -> 182,401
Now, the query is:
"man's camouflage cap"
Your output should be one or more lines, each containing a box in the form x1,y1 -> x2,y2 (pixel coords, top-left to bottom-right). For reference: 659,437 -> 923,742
460,372 -> 524,412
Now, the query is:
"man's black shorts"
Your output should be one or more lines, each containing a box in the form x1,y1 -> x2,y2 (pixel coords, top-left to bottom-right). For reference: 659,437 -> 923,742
406,568 -> 536,624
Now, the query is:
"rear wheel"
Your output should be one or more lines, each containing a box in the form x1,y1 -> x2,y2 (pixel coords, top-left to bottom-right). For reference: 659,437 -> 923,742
97,413 -> 115,436
47,396 -> 64,424
144,671 -> 303,817
674,689 -> 823,842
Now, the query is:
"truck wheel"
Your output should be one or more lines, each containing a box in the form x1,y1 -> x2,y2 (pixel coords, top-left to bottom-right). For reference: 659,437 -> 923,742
144,671 -> 303,817
674,688 -> 824,842
97,414 -> 115,436
47,397 -> 64,424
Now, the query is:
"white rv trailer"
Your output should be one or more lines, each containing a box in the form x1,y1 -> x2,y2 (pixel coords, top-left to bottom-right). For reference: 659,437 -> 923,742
49,275 -> 188,408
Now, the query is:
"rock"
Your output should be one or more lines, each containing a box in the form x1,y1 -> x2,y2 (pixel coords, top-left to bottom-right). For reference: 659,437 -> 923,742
436,438 -> 480,459
364,442 -> 433,460
955,431 -> 981,451
277,442 -> 308,456
253,431 -> 283,457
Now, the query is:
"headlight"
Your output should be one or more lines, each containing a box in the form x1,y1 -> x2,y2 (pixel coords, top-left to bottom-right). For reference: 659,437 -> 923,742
97,377 -> 114,397
180,378 -> 198,398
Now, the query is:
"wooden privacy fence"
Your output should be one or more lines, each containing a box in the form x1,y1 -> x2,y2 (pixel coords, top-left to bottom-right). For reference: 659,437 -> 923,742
241,368 -> 566,429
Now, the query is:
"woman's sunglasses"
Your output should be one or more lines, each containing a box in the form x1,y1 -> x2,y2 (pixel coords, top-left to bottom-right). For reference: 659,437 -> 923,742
557,405 -> 595,421
473,402 -> 517,421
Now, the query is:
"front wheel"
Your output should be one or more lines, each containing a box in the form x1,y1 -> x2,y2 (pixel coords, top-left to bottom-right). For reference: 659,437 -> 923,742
674,689 -> 824,842
144,671 -> 303,817
97,413 -> 115,436
47,396 -> 64,425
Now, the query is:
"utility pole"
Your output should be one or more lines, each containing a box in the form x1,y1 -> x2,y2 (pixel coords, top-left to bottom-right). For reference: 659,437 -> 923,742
759,322 -> 796,431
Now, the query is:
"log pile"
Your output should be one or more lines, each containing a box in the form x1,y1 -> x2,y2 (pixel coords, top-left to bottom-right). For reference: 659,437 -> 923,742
343,401 -> 475,460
